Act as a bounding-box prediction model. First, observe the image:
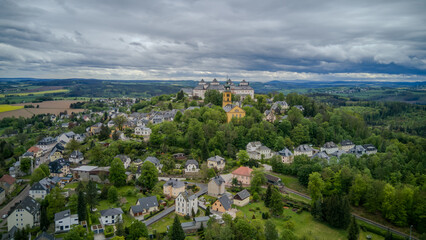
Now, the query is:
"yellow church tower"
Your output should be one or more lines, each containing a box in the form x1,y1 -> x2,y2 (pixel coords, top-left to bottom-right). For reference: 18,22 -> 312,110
223,87 -> 232,107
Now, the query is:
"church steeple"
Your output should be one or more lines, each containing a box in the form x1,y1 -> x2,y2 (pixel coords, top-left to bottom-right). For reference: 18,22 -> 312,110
223,85 -> 232,107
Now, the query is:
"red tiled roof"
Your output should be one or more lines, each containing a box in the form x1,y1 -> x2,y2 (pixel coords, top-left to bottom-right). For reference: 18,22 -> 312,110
0,174 -> 16,185
232,166 -> 253,177
27,146 -> 41,153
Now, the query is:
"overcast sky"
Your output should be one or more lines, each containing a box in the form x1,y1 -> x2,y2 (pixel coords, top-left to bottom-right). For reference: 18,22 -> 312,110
0,0 -> 425,81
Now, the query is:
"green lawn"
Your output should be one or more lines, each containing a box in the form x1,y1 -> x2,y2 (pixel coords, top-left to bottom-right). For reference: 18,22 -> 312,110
148,213 -> 193,234
269,172 -> 308,194
237,202 -> 383,240
63,182 -> 79,189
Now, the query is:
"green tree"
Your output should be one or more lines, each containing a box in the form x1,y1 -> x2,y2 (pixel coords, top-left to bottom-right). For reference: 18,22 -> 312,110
66,139 -> 80,152
86,180 -> 98,212
113,115 -> 127,131
40,199 -> 49,231
237,150 -> 250,165
68,194 -> 78,214
270,187 -> 284,216
250,169 -> 266,194
204,90 -> 222,106
347,216 -> 359,240
109,158 -> 126,187
168,102 -> 173,110
108,186 -> 119,203
20,158 -> 32,174
47,187 -> 66,221
265,184 -> 273,207
308,172 -> 324,203
177,90 -> 185,100
30,168 -> 47,184
265,219 -> 279,240
169,215 -> 185,240
128,220 -> 148,240
77,190 -> 87,221
98,125 -> 110,141
138,161 -> 158,191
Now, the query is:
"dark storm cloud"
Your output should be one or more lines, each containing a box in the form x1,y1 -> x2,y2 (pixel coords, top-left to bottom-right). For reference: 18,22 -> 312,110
0,0 -> 425,81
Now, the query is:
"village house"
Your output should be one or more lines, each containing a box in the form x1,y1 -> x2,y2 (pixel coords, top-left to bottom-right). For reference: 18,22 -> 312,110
71,165 -> 99,181
329,149 -> 347,159
263,110 -> 277,123
7,196 -> 40,231
348,145 -> 366,158
175,191 -> 198,217
130,196 -> 159,218
173,153 -> 186,160
271,101 -> 289,114
134,126 -> 152,141
100,208 -> 123,225
311,152 -> 330,162
294,105 -> 305,112
29,177 -> 56,200
222,100 -> 246,123
212,195 -> 233,213
233,189 -> 250,207
36,137 -> 57,151
179,216 -> 210,233
184,160 -> 200,174
89,123 -> 103,135
27,146 -> 43,158
278,147 -> 294,164
0,174 -> 16,194
207,155 -> 226,171
115,155 -> 131,169
69,150 -> 84,164
294,144 -> 317,157
246,142 -> 275,160
208,176 -> 226,197
144,156 -> 163,173
231,166 -> 253,186
57,132 -> 75,144
321,142 -> 339,155
54,209 -> 78,233
265,174 -> 282,186
48,158 -> 70,177
363,144 -> 377,155
163,179 -> 186,198
340,140 -> 355,152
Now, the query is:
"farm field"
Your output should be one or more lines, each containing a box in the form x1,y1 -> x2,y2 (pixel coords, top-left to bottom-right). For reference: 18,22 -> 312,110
0,104 -> 24,113
0,89 -> 69,97
0,100 -> 85,119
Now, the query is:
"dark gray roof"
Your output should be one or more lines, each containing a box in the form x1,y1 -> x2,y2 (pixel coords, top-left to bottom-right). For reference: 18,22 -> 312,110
0,187 -> 4,194
363,144 -> 377,151
218,195 -> 232,210
10,196 -> 40,216
223,104 -> 238,112
234,189 -> 250,200
330,150 -> 347,158
295,144 -> 313,152
278,148 -> 293,157
54,209 -> 71,221
340,140 -> 354,146
207,155 -> 224,163
185,159 -> 199,168
211,176 -> 225,186
265,174 -> 281,183
38,137 -> 56,145
311,152 -> 330,160
100,207 -> 123,217
130,205 -> 144,214
144,156 -> 160,166
137,196 -> 158,210
163,179 -> 185,188
323,142 -> 337,148
348,145 -> 366,154
70,150 -> 83,158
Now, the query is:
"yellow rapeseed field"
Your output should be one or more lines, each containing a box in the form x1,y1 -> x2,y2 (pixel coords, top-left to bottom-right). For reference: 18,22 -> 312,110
0,89 -> 69,97
0,105 -> 24,113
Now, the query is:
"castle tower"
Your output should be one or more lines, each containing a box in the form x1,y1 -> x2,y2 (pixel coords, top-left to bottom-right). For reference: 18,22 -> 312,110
223,86 -> 232,107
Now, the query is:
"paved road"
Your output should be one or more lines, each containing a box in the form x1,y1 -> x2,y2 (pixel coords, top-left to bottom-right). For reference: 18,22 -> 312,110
282,186 -> 417,240
0,184 -> 30,227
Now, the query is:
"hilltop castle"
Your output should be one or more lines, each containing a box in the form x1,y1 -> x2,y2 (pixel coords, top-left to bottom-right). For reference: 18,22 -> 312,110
192,78 -> 254,100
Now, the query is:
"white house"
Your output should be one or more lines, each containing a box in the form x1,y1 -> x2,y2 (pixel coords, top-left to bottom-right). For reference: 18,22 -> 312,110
58,132 -> 75,144
115,155 -> 131,169
135,127 -> 152,140
175,191 -> 198,217
7,196 -> 40,231
246,142 -> 275,160
36,137 -> 57,151
294,144 -> 317,157
29,178 -> 56,200
320,142 -> 338,155
54,209 -> 78,233
100,208 -> 123,225
184,160 -> 199,173
69,150 -> 84,164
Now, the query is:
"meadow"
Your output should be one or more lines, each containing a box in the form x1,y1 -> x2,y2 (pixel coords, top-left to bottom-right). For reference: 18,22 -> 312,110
0,89 -> 69,97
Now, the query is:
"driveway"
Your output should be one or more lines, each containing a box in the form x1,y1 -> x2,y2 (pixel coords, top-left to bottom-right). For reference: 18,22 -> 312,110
0,184 -> 30,227
143,206 -> 175,226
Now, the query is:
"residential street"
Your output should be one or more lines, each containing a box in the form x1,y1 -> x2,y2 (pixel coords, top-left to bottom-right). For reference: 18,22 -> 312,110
0,184 -> 30,228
